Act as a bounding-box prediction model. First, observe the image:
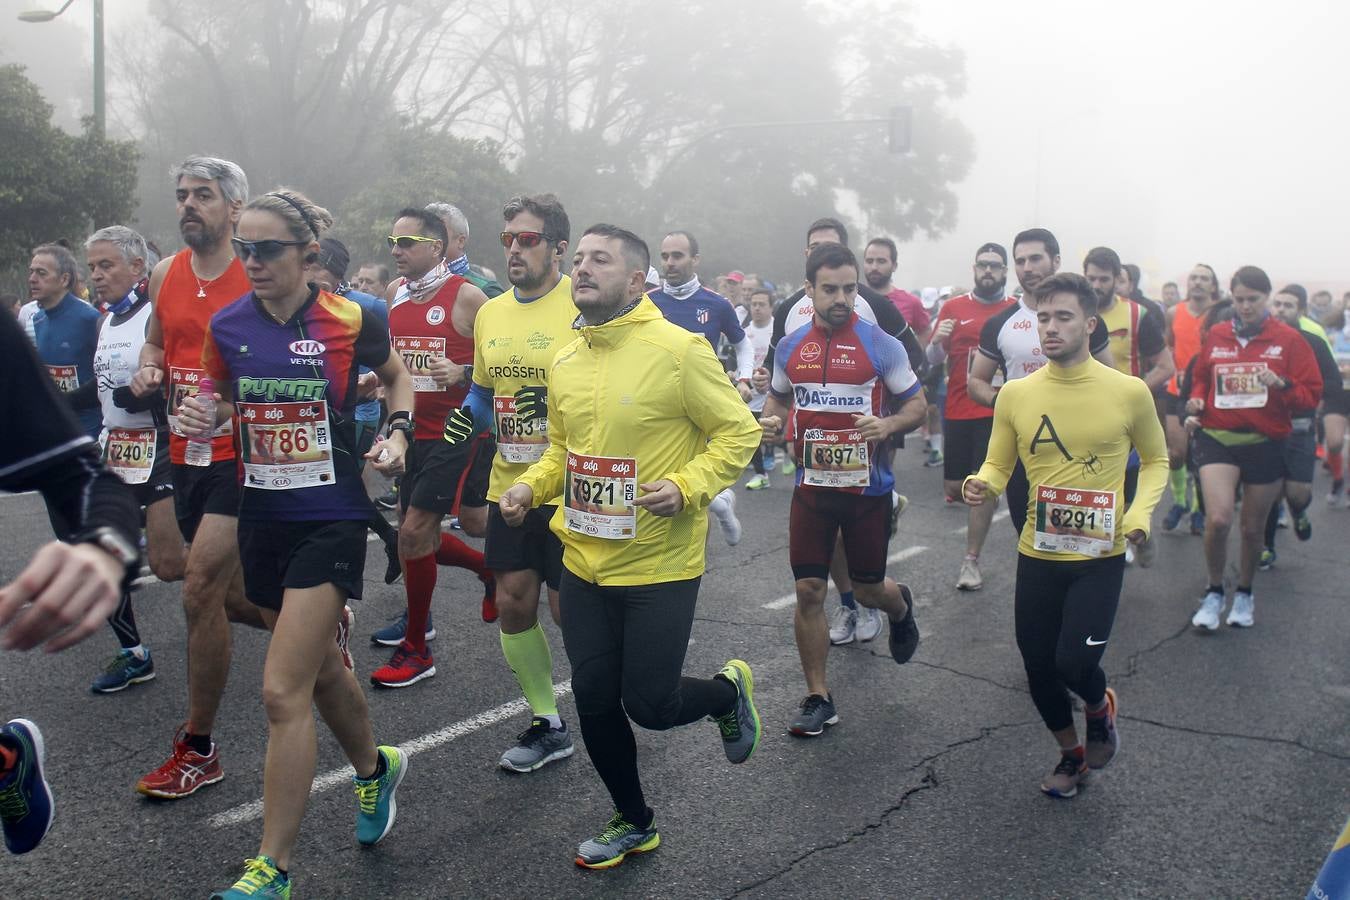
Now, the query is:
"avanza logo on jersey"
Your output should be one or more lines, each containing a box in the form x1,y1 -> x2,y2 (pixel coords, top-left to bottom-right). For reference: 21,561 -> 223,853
793,382 -> 873,412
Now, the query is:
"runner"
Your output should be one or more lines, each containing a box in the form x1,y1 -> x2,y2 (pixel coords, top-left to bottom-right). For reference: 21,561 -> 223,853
371,207 -> 496,686
131,156 -> 268,799
441,193 -> 578,772
863,236 -> 931,340
28,243 -> 102,440
969,228 -> 1114,540
1328,309 -> 1350,506
963,272 -> 1167,798
182,189 -> 410,898
426,201 -> 505,298
1185,266 -> 1322,630
759,242 -> 926,736
1161,264 -> 1221,535
499,224 -> 762,869
649,230 -> 752,545
743,287 -> 776,490
926,242 -> 1016,590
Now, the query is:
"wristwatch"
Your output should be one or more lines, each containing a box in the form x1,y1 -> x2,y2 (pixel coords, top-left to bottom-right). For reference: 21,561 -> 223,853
72,527 -> 141,590
384,419 -> 414,443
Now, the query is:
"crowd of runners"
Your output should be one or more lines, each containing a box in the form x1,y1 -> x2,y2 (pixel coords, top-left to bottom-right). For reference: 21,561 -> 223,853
0,154 -> 1344,896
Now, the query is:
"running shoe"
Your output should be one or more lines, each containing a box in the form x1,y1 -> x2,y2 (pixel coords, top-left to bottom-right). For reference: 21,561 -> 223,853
575,811 -> 660,869
1191,589 -> 1224,631
481,575 -> 499,624
136,726 -> 224,798
1276,508 -> 1289,529
1258,548 -> 1276,571
1293,513 -> 1312,542
370,641 -> 436,688
855,605 -> 884,642
499,719 -> 575,773
889,493 -> 909,538
1040,751 -> 1088,799
711,659 -> 761,764
353,745 -> 406,845
923,448 -> 944,468
888,584 -> 920,664
383,538 -> 402,584
375,488 -> 398,510
745,474 -> 771,491
1189,510 -> 1205,535
1226,590 -> 1255,628
336,606 -> 354,672
956,556 -> 983,591
788,694 -> 839,737
90,648 -> 155,694
713,489 -> 742,546
369,610 -> 435,647
1161,503 -> 1187,531
1134,534 -> 1156,569
1084,687 -> 1119,770
1124,545 -> 1135,565
0,719 -> 53,855
211,856 -> 290,899
828,605 -> 857,645
780,456 -> 796,477
1328,480 -> 1344,508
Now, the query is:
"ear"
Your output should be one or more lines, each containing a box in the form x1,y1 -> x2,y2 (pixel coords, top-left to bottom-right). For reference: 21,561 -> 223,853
554,239 -> 568,258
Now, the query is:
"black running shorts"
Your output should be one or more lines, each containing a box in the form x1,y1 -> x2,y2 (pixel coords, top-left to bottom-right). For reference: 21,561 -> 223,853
942,416 -> 994,482
484,503 -> 563,590
238,518 -> 367,610
173,459 -> 240,542
400,434 -> 493,515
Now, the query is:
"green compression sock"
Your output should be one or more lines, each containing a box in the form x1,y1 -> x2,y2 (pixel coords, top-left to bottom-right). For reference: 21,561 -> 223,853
500,622 -> 559,718
1168,466 -> 1188,507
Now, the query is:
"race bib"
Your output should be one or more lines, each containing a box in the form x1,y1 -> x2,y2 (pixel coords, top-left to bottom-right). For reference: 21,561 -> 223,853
237,400 -> 334,490
47,365 -> 79,393
105,428 -> 156,484
1213,362 -> 1268,409
394,336 -> 446,392
167,367 -> 232,438
801,428 -> 870,488
564,452 -> 637,540
495,396 -> 548,463
1034,486 -> 1117,556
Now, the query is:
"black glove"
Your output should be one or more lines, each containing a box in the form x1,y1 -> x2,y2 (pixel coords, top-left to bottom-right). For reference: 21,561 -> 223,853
514,385 -> 548,422
442,407 -> 475,446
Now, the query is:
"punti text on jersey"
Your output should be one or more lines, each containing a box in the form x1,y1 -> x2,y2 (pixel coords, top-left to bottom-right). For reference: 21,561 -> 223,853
236,376 -> 329,402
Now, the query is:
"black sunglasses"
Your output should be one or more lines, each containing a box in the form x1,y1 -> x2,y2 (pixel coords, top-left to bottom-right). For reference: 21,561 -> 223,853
232,237 -> 310,262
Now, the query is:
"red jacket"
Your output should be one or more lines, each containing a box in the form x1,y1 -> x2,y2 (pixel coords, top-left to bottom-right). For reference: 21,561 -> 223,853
1190,315 -> 1322,439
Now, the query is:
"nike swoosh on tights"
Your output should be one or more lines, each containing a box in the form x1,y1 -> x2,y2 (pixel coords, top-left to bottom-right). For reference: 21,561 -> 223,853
1085,636 -> 1107,646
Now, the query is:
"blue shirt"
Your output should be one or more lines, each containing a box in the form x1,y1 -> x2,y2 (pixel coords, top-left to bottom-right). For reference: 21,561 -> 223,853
339,288 -> 389,423
648,286 -> 745,349
33,293 -> 102,439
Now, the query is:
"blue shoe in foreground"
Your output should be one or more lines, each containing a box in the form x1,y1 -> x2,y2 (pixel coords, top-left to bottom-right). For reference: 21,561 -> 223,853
354,745 -> 406,845
1161,503 -> 1187,531
369,610 -> 435,647
575,811 -> 660,869
90,648 -> 156,694
211,855 -> 291,899
888,584 -> 920,664
712,660 -> 761,764
0,719 -> 53,855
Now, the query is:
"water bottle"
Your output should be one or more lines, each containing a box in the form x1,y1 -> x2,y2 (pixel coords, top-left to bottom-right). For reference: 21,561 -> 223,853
184,377 -> 216,468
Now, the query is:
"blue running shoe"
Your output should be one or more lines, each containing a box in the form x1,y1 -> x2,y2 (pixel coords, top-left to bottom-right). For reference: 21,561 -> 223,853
90,648 -> 155,694
1189,510 -> 1205,535
0,719 -> 54,855
369,610 -> 435,647
354,745 -> 406,845
1161,503 -> 1187,531
211,855 -> 291,899
575,811 -> 660,869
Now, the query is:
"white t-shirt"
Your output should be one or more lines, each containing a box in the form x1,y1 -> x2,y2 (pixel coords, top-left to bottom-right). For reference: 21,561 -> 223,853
744,319 -> 774,412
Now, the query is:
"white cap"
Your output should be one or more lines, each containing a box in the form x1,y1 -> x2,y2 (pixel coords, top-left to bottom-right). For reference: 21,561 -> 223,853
646,266 -> 661,288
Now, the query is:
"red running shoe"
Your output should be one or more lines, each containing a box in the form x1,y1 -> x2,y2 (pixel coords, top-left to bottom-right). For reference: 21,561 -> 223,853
336,605 -> 354,671
136,726 -> 224,799
370,641 -> 436,688
481,575 -> 498,624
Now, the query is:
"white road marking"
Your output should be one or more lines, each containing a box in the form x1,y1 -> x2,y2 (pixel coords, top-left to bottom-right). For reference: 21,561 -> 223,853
760,545 -> 929,610
951,509 -> 1009,534
208,680 -> 573,828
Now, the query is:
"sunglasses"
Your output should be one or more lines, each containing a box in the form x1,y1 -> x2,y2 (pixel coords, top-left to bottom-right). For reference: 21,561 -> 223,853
386,234 -> 440,250
500,231 -> 550,249
232,237 -> 309,262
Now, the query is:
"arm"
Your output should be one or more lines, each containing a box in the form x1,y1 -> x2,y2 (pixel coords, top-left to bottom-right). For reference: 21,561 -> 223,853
964,381 -> 1020,500
1120,381 -> 1170,539
1310,335 -> 1344,408
131,257 -> 172,396
514,358 -> 571,509
1279,332 -> 1323,411
1138,310 -> 1175,392
1090,317 -> 1115,367
731,335 -> 754,384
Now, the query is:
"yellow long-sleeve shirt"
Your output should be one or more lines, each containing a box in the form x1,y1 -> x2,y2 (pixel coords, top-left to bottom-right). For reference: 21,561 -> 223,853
966,357 -> 1168,560
516,297 -> 760,585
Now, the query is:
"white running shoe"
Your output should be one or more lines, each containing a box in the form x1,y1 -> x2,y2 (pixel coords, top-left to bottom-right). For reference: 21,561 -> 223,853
1191,590 -> 1224,631
1226,591 -> 1255,627
828,606 -> 857,645
710,488 -> 742,546
956,557 -> 983,591
854,605 -> 884,642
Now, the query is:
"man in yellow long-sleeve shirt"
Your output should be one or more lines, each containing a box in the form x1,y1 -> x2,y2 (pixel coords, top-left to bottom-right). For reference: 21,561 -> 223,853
500,224 -> 763,869
963,272 -> 1167,800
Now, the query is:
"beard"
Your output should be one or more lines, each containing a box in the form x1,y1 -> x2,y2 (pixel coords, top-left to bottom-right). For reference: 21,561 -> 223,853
181,218 -> 225,252
975,274 -> 1006,296
509,257 -> 550,292
865,270 -> 890,289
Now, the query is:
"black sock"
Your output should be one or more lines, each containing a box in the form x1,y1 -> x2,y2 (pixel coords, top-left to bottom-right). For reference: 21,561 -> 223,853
1207,584 -> 1224,595
185,732 -> 212,755
628,805 -> 654,830
1237,584 -> 1252,594
368,511 -> 397,549
360,751 -> 387,781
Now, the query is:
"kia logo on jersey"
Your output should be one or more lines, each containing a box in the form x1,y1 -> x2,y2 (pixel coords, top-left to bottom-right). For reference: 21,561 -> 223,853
288,340 -> 326,356
799,341 -> 822,362
426,306 -> 446,325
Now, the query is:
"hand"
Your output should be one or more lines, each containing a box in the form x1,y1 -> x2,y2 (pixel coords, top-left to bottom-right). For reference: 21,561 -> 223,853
1257,369 -> 1286,389
177,392 -> 219,437
356,371 -> 381,400
1184,415 -> 1201,435
427,357 -> 465,389
751,366 -> 770,393
442,407 -> 474,446
737,381 -> 753,402
1185,397 -> 1205,415
514,385 -> 548,422
933,318 -> 955,345
962,477 -> 988,506
1125,529 -> 1147,545
366,432 -> 406,476
131,364 -> 163,398
0,541 -> 125,652
851,413 -> 891,442
759,414 -> 783,439
633,480 -> 684,517
500,484 -> 534,526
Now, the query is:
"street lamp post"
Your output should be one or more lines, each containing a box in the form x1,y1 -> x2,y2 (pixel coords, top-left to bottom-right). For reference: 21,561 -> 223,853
17,0 -> 105,138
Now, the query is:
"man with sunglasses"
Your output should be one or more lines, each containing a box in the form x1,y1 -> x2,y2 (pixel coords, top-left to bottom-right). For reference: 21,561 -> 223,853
372,209 -> 495,688
130,156 -> 269,800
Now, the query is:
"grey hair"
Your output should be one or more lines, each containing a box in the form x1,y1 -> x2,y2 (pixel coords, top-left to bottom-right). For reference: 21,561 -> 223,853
426,202 -> 469,240
85,225 -> 149,267
243,189 -> 333,242
171,155 -> 249,204
31,243 -> 80,291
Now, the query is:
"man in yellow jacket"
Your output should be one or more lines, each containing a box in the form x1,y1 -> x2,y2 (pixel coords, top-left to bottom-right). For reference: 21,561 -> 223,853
500,224 -> 763,870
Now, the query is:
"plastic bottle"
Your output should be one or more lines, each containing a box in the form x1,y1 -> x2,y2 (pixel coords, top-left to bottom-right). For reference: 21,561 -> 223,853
184,377 -> 216,468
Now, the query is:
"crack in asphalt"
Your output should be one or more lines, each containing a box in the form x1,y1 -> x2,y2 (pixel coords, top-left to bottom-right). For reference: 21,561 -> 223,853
1120,714 -> 1350,761
1113,621 -> 1192,683
705,541 -> 790,576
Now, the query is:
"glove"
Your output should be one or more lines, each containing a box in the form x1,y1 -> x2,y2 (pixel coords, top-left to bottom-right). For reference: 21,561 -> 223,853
442,407 -> 475,446
514,385 -> 548,422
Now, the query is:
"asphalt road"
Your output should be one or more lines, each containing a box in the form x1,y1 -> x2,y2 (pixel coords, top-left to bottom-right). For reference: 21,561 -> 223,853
1,443 -> 1347,898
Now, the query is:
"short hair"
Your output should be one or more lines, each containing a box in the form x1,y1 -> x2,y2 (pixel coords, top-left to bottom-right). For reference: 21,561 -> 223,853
247,189 -> 333,242
171,155 -> 249,204
805,243 -> 858,284
392,207 -> 448,246
426,202 -> 469,240
1012,227 -> 1060,259
1083,246 -> 1122,277
1230,265 -> 1272,295
31,243 -> 80,291
1277,283 -> 1308,311
1032,271 -> 1098,318
749,287 -> 773,304
359,262 -> 390,283
1123,264 -> 1141,287
85,225 -> 149,267
807,217 -> 849,248
503,194 -> 570,247
581,224 -> 649,274
664,230 -> 700,257
0,292 -> 20,311
1203,299 -> 1235,332
1162,281 -> 1179,290
865,237 -> 898,264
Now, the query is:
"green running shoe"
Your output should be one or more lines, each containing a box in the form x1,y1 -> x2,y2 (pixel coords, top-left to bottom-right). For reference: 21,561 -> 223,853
353,745 -> 406,845
711,659 -> 761,763
575,811 -> 660,869
211,856 -> 290,899
745,474 -> 770,490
